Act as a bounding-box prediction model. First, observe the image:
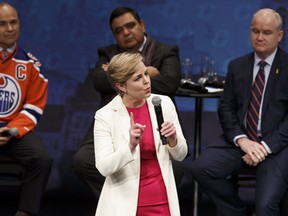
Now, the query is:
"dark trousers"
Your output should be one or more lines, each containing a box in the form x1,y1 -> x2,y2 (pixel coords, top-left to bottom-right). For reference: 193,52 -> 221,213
191,147 -> 287,216
1,132 -> 52,215
72,120 -> 185,202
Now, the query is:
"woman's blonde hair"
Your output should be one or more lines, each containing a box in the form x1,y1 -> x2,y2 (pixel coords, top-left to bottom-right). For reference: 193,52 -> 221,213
107,52 -> 143,96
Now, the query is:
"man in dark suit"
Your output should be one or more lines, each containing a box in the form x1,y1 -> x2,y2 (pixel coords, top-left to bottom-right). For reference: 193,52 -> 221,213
72,6 -> 184,202
191,8 -> 288,216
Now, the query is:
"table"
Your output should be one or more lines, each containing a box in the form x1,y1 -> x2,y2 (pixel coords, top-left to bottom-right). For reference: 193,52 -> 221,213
176,87 -> 222,216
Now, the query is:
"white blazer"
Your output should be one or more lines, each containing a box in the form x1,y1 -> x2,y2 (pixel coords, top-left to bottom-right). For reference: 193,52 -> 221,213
94,94 -> 188,216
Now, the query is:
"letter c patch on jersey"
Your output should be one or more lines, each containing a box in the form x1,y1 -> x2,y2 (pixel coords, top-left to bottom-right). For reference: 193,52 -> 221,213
16,64 -> 27,80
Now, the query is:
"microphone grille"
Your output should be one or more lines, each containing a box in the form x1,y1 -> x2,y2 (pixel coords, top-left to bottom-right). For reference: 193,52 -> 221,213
180,79 -> 186,85
152,96 -> 161,106
10,128 -> 19,137
198,77 -> 207,86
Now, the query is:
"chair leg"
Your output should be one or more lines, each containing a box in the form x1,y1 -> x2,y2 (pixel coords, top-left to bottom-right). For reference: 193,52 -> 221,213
280,189 -> 288,216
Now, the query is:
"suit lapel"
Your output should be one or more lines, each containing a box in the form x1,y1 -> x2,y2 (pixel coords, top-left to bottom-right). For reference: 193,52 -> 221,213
242,55 -> 255,117
113,96 -> 130,143
262,49 -> 283,116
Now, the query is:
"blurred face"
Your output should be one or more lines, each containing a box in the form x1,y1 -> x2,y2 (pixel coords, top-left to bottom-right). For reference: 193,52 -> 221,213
0,4 -> 19,49
250,11 -> 283,59
111,12 -> 145,51
116,61 -> 151,107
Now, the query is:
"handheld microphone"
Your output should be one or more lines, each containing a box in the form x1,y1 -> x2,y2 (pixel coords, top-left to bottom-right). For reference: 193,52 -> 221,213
180,79 -> 208,93
198,77 -> 224,89
151,96 -> 167,145
0,127 -> 19,137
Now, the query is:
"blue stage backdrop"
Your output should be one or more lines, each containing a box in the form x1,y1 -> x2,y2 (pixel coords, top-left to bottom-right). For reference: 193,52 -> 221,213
4,0 -> 288,196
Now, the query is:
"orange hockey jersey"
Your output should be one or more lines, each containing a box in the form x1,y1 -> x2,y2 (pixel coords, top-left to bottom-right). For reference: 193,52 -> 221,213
0,45 -> 48,138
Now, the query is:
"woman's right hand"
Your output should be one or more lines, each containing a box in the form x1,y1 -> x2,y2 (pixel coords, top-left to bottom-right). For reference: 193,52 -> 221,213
129,112 -> 145,151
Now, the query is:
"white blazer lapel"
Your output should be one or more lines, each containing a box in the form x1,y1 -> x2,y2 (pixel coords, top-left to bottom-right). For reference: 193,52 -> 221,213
112,96 -> 131,144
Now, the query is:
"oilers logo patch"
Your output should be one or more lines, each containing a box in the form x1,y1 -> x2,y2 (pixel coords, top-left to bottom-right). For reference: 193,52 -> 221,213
0,74 -> 21,117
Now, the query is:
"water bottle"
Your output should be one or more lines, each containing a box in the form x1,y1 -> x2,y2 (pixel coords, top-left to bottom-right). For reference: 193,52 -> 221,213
182,58 -> 193,80
200,56 -> 209,78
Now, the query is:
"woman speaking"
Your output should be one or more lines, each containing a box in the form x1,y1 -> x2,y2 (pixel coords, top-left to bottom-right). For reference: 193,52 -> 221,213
93,52 -> 187,216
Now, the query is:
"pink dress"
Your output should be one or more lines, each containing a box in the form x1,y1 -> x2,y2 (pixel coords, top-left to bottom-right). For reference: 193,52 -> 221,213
127,102 -> 171,216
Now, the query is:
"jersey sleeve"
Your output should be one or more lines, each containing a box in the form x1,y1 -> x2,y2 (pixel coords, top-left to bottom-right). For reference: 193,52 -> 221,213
7,62 -> 48,137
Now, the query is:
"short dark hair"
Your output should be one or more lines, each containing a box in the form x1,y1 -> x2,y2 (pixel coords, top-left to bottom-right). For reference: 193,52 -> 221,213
109,7 -> 141,31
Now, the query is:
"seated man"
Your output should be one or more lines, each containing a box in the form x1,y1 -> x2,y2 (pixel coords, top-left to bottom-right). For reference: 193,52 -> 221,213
73,6 -> 185,203
0,3 -> 52,216
192,8 -> 288,216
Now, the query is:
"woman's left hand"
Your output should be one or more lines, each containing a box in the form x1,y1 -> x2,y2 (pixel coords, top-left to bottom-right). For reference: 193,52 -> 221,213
160,122 -> 177,147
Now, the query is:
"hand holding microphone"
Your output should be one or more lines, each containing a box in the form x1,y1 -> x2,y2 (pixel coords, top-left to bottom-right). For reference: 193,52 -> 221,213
0,127 -> 19,137
152,96 -> 177,146
0,127 -> 18,146
152,96 -> 167,145
160,121 -> 177,147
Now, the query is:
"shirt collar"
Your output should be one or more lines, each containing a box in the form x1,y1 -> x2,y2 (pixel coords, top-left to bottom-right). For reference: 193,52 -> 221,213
254,48 -> 277,66
0,43 -> 17,53
138,36 -> 147,52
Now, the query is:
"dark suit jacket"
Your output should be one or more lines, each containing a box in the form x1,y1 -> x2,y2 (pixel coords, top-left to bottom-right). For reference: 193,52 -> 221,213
89,36 -> 182,107
215,48 -> 288,180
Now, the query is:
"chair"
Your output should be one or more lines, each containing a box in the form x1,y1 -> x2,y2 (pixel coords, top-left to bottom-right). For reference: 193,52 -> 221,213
230,166 -> 256,191
231,166 -> 288,216
0,153 -> 23,186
